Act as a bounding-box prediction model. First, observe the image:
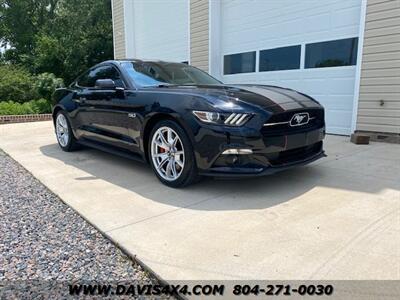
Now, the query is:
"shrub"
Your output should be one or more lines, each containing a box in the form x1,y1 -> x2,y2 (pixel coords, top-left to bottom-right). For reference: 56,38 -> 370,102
0,99 -> 52,115
29,98 -> 53,114
0,101 -> 34,115
0,65 -> 38,103
34,72 -> 64,102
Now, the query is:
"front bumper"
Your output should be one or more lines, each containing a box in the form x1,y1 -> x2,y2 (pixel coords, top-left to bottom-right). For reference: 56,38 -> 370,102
193,123 -> 326,177
200,148 -> 326,177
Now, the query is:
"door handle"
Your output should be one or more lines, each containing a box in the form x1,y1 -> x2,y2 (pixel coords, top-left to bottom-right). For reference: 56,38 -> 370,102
73,97 -> 87,104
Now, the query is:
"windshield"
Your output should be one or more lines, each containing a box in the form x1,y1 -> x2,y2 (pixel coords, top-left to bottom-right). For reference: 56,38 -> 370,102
121,61 -> 221,87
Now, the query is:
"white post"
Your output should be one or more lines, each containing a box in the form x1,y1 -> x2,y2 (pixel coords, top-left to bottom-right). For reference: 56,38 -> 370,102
187,0 -> 191,64
351,0 -> 368,134
111,0 -> 116,59
124,0 -> 136,58
209,0 -> 221,79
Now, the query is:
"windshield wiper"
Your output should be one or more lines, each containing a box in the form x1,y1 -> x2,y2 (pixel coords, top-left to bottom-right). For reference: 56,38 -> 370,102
157,84 -> 175,88
147,83 -> 196,88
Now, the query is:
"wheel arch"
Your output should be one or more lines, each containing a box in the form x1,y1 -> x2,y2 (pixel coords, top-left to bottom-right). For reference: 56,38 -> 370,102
142,113 -> 194,164
52,105 -> 64,125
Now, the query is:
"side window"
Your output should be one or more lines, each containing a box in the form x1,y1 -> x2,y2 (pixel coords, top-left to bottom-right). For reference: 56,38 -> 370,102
224,51 -> 256,75
77,65 -> 125,88
108,67 -> 125,88
259,45 -> 301,72
76,71 -> 91,87
305,38 -> 358,68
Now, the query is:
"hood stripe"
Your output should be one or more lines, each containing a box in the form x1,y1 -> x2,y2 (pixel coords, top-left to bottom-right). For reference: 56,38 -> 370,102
232,85 -> 304,111
267,86 -> 308,109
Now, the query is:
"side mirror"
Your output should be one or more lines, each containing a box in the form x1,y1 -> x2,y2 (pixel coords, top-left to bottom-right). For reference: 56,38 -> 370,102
95,79 -> 116,89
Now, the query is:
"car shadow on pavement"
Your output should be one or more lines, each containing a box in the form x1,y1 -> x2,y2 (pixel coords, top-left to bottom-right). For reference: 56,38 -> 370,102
40,143 -> 399,211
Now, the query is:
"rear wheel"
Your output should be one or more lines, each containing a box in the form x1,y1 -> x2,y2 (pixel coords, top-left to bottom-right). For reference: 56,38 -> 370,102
149,120 -> 200,188
55,111 -> 80,152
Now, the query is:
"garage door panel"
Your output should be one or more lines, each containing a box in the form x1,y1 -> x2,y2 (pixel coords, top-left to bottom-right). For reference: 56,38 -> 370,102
325,111 -> 353,136
332,6 -> 361,28
300,79 -> 328,95
327,77 -> 357,95
327,110 -> 352,126
222,0 -> 361,51
220,0 -> 361,135
328,126 -> 353,136
305,13 -> 331,32
323,95 -> 357,111
132,0 -> 188,62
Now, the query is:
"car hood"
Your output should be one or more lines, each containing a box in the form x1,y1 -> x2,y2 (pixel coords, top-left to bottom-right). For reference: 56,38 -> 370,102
155,84 -> 321,112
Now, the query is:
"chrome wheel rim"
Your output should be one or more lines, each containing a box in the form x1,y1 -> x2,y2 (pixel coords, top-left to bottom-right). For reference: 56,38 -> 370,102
56,114 -> 69,147
151,126 -> 185,181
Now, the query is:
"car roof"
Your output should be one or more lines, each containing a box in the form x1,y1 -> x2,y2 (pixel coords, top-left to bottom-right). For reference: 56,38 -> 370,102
101,59 -> 187,66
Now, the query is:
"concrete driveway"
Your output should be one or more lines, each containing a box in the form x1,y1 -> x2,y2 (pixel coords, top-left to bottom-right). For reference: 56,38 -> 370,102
0,121 -> 399,280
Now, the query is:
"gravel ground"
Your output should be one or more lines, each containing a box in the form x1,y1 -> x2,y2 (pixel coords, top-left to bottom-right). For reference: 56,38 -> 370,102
0,149 -> 170,298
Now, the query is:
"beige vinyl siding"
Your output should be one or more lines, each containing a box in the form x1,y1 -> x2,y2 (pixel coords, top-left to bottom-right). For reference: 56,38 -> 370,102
112,0 -> 126,59
190,0 -> 209,72
357,0 -> 400,134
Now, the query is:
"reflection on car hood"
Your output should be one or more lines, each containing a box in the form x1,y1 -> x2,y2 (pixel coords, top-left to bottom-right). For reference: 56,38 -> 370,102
154,84 -> 321,112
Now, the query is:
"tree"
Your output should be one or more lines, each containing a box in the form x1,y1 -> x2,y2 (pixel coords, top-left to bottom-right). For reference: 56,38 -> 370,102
0,64 -> 38,102
0,0 -> 59,63
0,0 -> 113,83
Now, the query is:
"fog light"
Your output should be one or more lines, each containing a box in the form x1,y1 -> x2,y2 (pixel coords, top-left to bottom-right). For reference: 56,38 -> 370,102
222,149 -> 253,155
226,155 -> 239,165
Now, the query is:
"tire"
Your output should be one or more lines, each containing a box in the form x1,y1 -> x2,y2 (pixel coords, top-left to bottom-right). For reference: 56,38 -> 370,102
55,111 -> 80,152
148,120 -> 201,188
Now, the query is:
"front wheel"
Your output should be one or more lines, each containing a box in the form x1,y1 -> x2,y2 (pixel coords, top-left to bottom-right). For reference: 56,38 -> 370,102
148,120 -> 200,188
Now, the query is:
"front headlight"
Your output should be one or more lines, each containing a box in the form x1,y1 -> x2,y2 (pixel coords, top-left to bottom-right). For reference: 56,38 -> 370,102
192,110 -> 251,126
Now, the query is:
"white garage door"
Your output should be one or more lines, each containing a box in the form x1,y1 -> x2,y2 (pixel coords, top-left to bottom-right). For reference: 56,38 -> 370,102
130,0 -> 189,62
220,0 -> 362,135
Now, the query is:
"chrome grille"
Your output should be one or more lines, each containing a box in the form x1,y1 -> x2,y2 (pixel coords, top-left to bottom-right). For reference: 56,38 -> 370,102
262,109 -> 324,136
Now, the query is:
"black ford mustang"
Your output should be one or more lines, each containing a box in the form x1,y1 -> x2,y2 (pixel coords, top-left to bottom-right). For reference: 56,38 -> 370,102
52,59 -> 326,187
